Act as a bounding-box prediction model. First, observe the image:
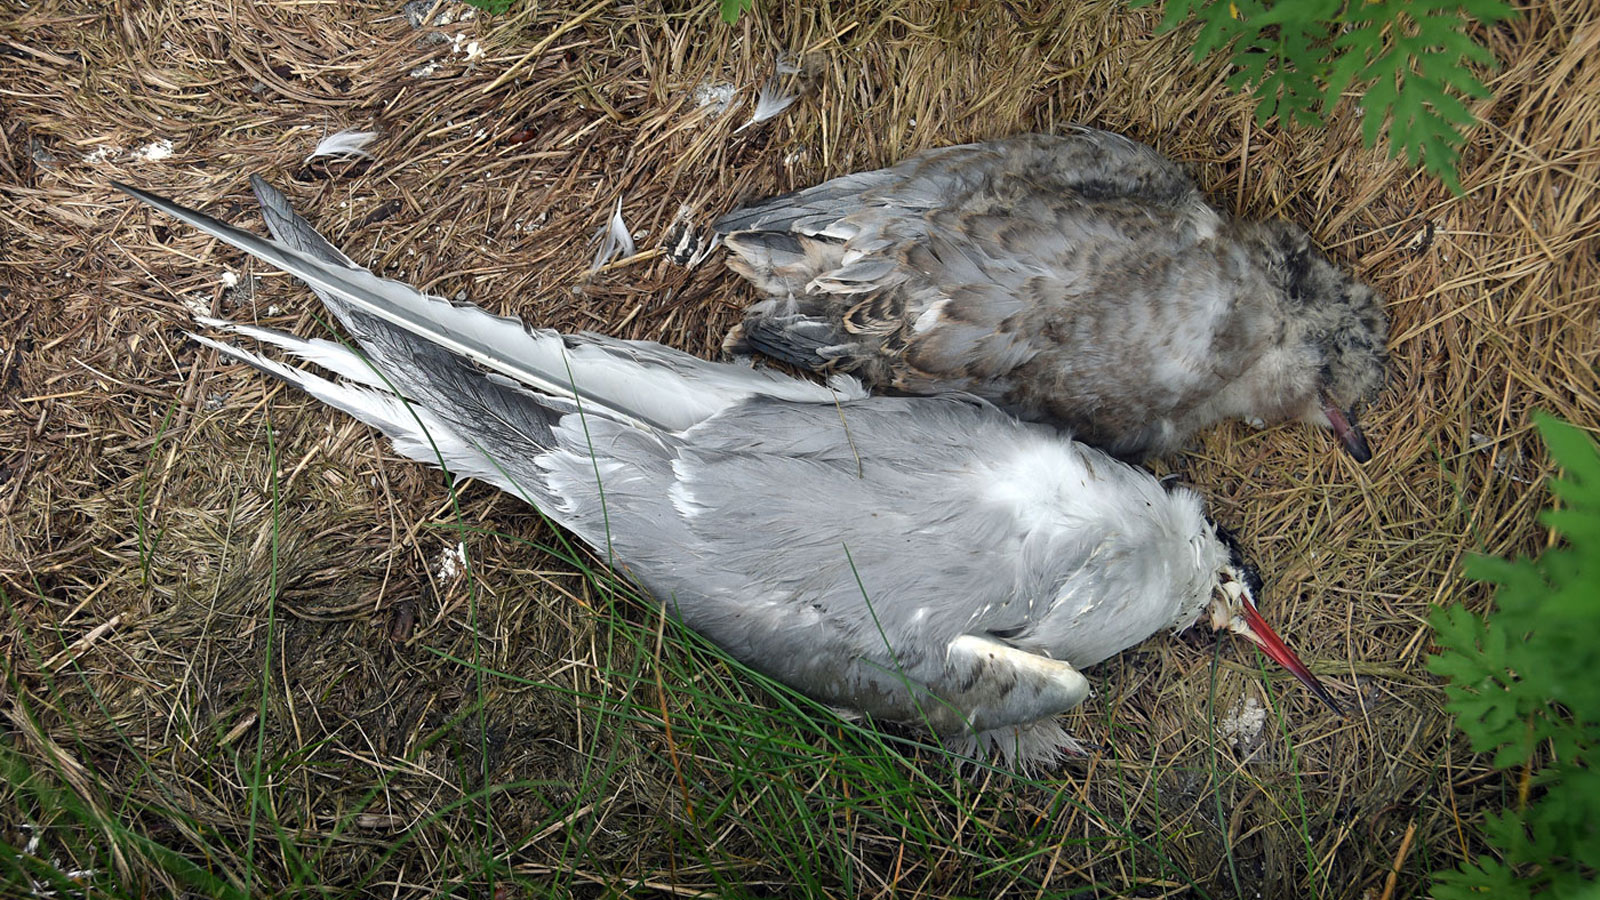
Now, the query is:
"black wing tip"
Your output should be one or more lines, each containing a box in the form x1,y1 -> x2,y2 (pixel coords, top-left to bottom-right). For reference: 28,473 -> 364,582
112,178 -> 277,210
110,180 -> 190,217
248,175 -> 291,215
110,180 -> 148,201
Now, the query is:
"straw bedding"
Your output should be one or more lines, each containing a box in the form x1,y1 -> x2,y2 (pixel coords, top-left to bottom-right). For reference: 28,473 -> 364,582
2,0 -> 1596,895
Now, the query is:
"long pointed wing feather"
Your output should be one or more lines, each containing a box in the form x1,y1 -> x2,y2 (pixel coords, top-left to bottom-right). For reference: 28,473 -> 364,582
194,316 -> 387,388
115,181 -> 648,419
186,332 -> 508,489
116,181 -> 866,435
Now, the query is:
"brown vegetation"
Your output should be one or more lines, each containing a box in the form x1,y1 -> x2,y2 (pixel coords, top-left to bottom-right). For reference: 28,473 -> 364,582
2,0 -> 1596,896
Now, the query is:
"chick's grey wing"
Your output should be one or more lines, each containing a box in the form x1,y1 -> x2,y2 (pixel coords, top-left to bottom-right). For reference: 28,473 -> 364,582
720,132 -> 1220,390
714,142 -> 1000,318
714,140 -> 998,237
718,130 -> 1197,242
1016,128 -> 1199,205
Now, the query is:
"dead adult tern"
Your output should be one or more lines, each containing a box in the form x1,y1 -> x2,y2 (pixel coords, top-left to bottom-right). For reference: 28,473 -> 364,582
116,177 -> 1341,765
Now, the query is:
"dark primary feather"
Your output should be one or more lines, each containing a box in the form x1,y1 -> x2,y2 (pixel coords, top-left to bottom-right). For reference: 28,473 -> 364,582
717,128 -> 1390,461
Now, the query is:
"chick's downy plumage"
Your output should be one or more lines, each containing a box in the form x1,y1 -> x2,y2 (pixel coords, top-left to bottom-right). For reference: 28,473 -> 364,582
717,129 -> 1389,461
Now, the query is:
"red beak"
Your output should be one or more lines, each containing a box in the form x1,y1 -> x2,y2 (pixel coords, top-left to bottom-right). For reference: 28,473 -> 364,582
1236,602 -> 1344,715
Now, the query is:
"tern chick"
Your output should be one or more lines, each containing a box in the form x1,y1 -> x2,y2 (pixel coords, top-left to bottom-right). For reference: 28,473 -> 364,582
117,178 -> 1342,766
717,128 -> 1389,462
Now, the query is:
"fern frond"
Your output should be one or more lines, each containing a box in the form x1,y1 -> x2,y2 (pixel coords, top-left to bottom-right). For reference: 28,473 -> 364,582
1426,414 -> 1600,896
1139,0 -> 1517,193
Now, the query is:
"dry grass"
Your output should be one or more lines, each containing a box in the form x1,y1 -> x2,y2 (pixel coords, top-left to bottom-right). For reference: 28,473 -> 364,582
2,0 -> 1597,896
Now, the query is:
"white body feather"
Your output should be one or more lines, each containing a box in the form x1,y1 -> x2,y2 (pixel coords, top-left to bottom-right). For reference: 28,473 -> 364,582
306,129 -> 380,161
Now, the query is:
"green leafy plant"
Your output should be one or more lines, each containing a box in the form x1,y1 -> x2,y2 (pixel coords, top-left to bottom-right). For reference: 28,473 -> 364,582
1138,0 -> 1516,192
461,0 -> 516,14
1427,414 -> 1600,899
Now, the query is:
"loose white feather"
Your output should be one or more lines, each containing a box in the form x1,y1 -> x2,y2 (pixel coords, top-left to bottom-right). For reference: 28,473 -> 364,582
735,78 -> 797,133
306,129 -> 380,162
692,82 -> 737,117
589,197 -> 636,273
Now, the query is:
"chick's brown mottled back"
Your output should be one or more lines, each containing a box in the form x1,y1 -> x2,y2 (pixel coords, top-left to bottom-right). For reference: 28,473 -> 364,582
716,128 -> 1389,461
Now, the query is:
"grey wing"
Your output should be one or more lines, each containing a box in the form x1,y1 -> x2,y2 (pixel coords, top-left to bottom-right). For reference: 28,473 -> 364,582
252,175 -> 359,270
715,129 -> 1194,237
714,139 -> 1005,304
610,396 -> 1106,734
